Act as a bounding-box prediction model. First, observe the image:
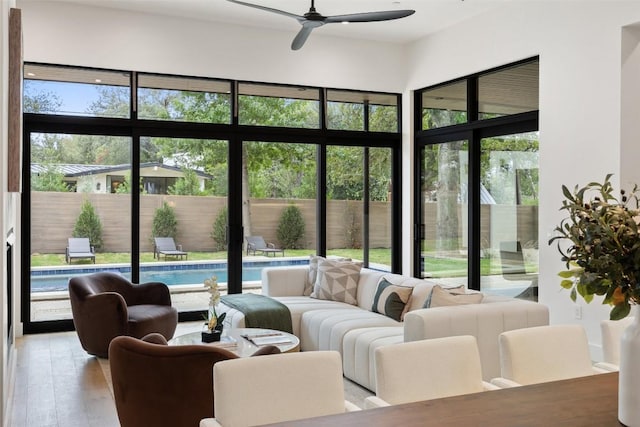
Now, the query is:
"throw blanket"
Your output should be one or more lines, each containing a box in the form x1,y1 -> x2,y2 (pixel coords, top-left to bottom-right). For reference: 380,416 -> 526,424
221,294 -> 293,334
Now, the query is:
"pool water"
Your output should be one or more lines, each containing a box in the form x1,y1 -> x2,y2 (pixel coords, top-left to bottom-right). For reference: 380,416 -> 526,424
30,260 -> 308,293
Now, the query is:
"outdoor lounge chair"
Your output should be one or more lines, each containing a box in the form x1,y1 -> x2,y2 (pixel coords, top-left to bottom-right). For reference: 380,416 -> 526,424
245,236 -> 284,257
154,237 -> 188,261
66,237 -> 96,264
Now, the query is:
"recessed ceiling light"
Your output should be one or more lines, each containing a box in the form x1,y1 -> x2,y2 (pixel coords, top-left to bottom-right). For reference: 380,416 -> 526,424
95,79 -> 102,83
27,72 -> 35,77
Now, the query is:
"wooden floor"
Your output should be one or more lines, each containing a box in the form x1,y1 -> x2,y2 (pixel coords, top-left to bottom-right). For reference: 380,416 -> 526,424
7,323 -> 373,427
8,330 -> 120,427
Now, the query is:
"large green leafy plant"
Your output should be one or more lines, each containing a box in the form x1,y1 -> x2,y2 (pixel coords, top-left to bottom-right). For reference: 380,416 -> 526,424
549,174 -> 640,319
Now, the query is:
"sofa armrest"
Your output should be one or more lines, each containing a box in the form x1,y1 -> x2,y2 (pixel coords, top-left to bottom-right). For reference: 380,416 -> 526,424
490,377 -> 522,388
594,362 -> 619,372
261,266 -> 309,296
482,381 -> 501,390
593,365 -> 614,374
345,401 -> 361,412
403,300 -> 549,381
199,418 -> 222,427
364,396 -> 391,409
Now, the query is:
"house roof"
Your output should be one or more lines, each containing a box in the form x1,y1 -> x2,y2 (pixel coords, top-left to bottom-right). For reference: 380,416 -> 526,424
31,162 -> 213,179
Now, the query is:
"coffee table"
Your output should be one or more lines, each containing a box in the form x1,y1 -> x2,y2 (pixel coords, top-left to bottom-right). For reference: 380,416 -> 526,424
169,327 -> 300,357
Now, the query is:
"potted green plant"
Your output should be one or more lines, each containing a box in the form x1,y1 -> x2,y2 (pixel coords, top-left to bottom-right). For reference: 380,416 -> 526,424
549,174 -> 640,426
549,174 -> 640,320
202,275 -> 226,343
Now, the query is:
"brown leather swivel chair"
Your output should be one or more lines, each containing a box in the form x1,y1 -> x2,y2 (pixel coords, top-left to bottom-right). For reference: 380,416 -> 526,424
69,272 -> 178,358
109,334 -> 281,427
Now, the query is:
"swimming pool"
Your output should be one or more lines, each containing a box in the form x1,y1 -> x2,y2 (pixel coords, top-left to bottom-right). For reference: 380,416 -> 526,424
30,258 -> 310,293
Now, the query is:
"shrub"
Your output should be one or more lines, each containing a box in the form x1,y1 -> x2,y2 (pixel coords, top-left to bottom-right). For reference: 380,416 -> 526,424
211,206 -> 228,251
277,204 -> 305,249
152,201 -> 178,239
73,199 -> 103,250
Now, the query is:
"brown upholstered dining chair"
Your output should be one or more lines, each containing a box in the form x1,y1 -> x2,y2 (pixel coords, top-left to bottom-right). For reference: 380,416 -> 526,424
69,272 -> 178,358
109,334 -> 281,427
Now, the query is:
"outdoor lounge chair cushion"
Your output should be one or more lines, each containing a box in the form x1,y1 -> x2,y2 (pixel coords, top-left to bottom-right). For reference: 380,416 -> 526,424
69,272 -> 178,358
66,237 -> 96,263
246,236 -> 284,256
154,237 -> 187,259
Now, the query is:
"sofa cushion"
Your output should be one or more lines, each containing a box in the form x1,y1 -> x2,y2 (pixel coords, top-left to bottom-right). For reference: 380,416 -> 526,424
310,259 -> 361,305
371,277 -> 413,321
342,327 -> 404,391
427,285 -> 483,308
300,309 -> 400,353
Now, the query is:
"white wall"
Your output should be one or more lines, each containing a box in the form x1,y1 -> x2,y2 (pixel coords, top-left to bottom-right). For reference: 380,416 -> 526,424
15,0 -> 640,359
405,1 -> 640,358
1,1 -> 18,425
18,1 -> 408,93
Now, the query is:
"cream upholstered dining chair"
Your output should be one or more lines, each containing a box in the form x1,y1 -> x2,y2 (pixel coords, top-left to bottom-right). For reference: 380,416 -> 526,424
199,351 -> 359,427
596,315 -> 635,371
491,324 -> 609,388
364,335 -> 498,408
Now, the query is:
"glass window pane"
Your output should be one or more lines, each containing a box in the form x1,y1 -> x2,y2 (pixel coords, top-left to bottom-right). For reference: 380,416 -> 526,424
478,60 -> 539,119
327,90 -> 398,132
139,137 -> 229,313
327,146 -> 364,262
420,141 -> 469,286
30,133 -> 132,321
243,141 -> 317,277
238,83 -> 320,128
369,147 -> 393,271
369,104 -> 398,132
421,81 -> 467,130
479,132 -> 539,300
24,64 -> 130,118
138,74 -> 231,124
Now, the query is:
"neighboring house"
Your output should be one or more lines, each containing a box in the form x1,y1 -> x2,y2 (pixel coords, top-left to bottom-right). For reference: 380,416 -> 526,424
30,162 -> 212,194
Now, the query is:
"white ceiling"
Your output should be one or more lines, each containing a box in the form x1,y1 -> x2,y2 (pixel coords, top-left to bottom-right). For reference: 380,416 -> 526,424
44,0 -> 507,44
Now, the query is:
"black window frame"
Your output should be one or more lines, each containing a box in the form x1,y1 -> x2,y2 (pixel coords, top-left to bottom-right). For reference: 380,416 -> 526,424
21,63 -> 403,333
413,57 -> 539,291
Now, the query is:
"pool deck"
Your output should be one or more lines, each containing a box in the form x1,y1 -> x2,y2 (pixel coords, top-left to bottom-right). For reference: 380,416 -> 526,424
30,283 -> 263,322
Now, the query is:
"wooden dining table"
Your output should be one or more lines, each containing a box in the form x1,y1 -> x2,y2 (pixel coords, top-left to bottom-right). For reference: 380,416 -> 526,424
263,372 -> 622,426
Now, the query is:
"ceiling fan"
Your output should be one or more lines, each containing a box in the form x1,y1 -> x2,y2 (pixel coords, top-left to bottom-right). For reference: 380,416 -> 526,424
226,0 -> 416,50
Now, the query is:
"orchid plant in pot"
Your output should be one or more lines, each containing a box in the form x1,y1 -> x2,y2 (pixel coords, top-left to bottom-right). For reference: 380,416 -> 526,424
548,174 -> 640,426
202,275 -> 226,343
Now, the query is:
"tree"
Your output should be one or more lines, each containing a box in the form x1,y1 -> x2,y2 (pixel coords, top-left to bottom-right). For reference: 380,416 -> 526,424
152,201 -> 178,239
277,204 -> 305,249
210,206 -> 228,251
31,166 -> 69,192
168,169 -> 204,196
73,199 -> 104,250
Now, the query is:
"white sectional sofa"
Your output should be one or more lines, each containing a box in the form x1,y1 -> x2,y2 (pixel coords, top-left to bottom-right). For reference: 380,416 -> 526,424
220,265 -> 549,391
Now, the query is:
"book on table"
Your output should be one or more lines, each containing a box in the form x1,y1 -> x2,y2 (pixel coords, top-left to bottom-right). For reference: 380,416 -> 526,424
242,332 -> 292,346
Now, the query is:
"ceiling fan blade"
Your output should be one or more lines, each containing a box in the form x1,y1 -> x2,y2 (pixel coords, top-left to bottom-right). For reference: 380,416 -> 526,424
291,22 -> 318,51
226,0 -> 303,21
324,9 -> 415,24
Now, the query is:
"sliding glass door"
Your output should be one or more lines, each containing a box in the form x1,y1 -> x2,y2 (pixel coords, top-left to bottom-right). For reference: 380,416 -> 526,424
29,132 -> 132,322
418,141 -> 469,286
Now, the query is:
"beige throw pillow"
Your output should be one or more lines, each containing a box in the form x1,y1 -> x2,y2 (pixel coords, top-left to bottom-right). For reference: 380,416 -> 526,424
310,259 -> 361,305
427,285 -> 483,308
304,255 -> 352,296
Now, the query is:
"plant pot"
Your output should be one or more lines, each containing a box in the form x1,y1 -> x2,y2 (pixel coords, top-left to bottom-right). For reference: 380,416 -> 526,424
201,330 -> 222,343
619,305 -> 640,426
